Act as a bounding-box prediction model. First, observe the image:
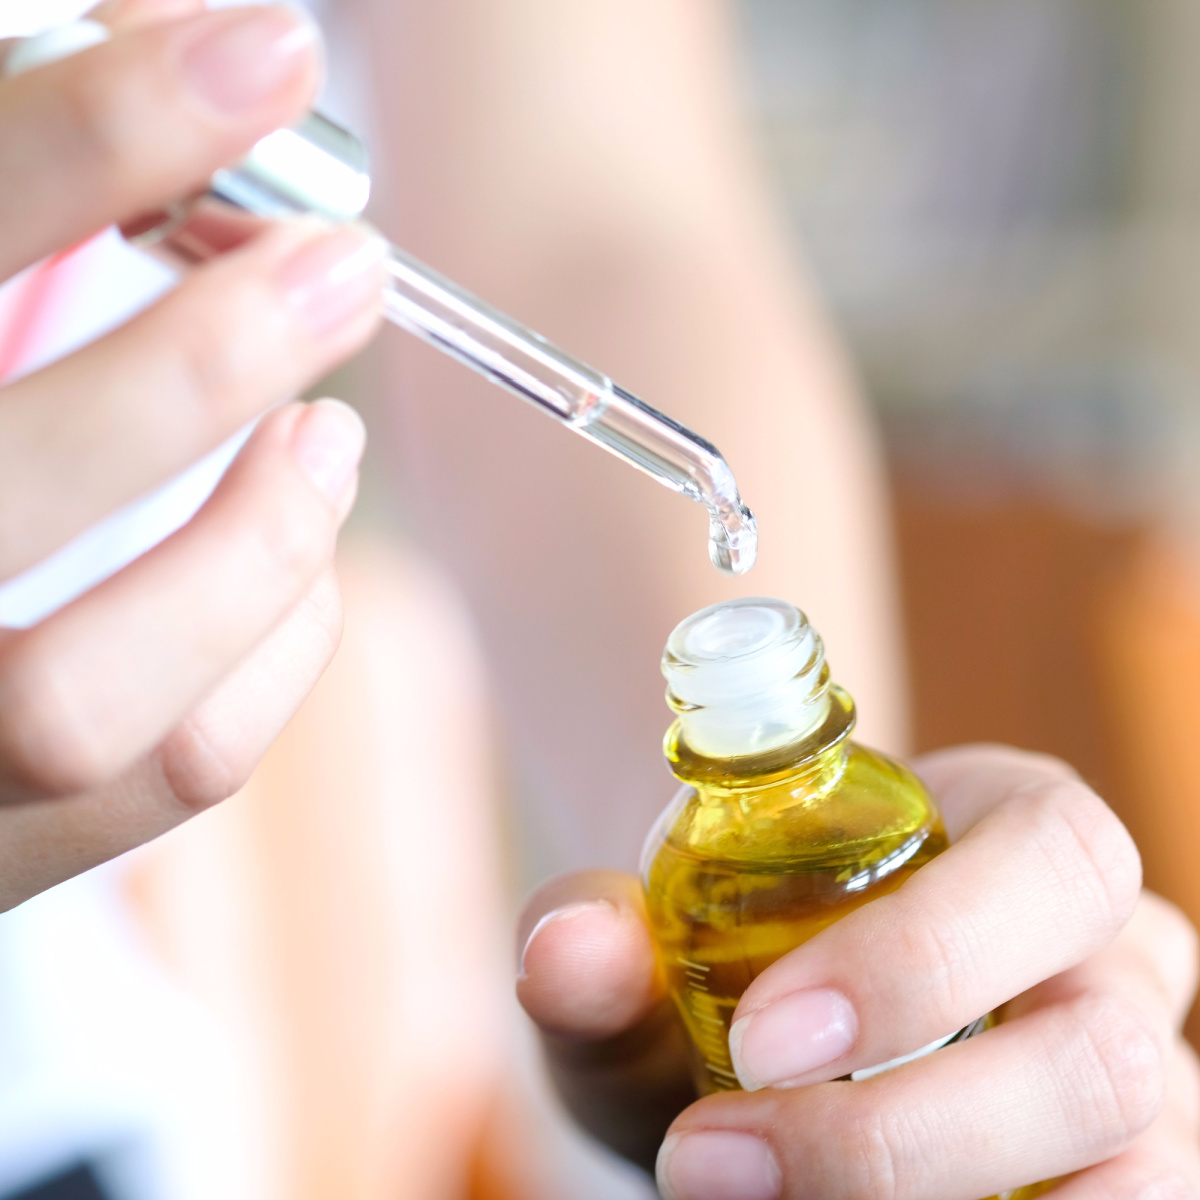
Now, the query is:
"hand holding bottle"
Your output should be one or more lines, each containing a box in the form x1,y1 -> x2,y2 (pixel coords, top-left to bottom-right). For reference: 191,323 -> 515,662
0,0 -> 386,907
517,745 -> 1200,1200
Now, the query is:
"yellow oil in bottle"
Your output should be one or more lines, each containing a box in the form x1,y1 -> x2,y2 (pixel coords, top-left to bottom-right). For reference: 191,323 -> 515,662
645,683 -> 944,1093
642,598 -> 1051,1200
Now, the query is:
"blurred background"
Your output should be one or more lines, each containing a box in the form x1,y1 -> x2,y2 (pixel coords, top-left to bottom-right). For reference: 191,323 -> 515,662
734,0 -> 1200,1042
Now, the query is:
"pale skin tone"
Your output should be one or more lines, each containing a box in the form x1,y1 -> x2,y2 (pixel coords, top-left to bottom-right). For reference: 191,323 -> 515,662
0,0 -> 387,906
518,747 -> 1200,1199
1,4 -> 1197,1199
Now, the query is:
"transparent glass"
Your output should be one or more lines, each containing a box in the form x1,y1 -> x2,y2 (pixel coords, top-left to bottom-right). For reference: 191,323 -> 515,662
644,687 -> 943,1093
642,688 -> 1051,1200
128,179 -> 758,573
382,245 -> 758,574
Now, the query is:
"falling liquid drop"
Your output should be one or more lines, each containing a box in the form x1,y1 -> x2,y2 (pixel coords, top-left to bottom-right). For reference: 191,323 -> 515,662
708,504 -> 758,575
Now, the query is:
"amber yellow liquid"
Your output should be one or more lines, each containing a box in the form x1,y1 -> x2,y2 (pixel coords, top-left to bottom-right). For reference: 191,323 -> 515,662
643,690 -> 1051,1200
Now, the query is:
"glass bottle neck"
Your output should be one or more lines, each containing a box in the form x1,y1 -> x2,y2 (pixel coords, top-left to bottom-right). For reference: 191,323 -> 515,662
665,683 -> 857,794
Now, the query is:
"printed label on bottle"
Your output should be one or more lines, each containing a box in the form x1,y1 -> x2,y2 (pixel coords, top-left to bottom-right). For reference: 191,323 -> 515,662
846,1015 -> 989,1082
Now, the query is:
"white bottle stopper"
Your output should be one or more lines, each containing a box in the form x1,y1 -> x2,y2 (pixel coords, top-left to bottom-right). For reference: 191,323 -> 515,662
662,597 -> 831,759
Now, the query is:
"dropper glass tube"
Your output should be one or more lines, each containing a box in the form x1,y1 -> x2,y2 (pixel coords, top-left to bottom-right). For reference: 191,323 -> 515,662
6,27 -> 758,573
382,245 -> 757,574
59,51 -> 760,577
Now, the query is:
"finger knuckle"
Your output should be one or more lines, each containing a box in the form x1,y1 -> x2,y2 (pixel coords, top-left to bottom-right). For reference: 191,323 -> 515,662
153,578 -> 343,816
156,716 -> 244,813
836,1111 -> 899,1200
63,57 -> 151,193
1060,991 -> 1166,1151
890,909 -> 981,1027
0,649 -> 110,797
1020,780 -> 1142,938
247,489 -> 336,597
837,1104 -> 940,1200
56,35 -> 227,203
295,572 -> 344,656
167,283 -> 290,435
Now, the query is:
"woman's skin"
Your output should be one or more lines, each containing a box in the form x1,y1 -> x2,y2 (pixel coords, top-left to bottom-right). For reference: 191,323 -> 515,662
0,0 -> 385,906
518,746 -> 1200,1199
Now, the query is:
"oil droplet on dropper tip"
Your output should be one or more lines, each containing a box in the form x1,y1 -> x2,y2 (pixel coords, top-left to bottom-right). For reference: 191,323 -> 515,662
708,504 -> 758,575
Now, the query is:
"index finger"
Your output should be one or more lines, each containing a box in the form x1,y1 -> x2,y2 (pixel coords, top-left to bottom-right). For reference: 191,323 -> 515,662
0,5 -> 319,281
726,749 -> 1142,1090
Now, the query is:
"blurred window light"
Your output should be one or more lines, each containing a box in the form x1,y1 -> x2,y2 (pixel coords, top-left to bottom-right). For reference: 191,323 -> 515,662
0,1 -> 91,36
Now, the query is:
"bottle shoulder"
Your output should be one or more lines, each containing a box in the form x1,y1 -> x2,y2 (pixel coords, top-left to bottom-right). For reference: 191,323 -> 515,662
652,740 -> 942,873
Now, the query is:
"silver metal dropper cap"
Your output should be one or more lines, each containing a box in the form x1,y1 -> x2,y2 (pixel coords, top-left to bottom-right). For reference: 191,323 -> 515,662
211,113 -> 371,223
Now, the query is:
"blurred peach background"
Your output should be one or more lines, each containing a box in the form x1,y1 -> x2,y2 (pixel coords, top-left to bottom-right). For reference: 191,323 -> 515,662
5,2 -> 1200,1199
736,0 -> 1200,1040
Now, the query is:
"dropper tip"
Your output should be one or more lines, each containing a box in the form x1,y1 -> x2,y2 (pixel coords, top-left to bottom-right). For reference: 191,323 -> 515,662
709,505 -> 758,575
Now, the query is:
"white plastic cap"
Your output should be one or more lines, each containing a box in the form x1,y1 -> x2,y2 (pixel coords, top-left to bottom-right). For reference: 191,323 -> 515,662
662,597 -> 829,759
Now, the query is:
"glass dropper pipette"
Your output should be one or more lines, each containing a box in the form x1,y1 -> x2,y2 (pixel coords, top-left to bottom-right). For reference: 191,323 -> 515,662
202,108 -> 760,575
124,98 -> 759,574
6,25 -> 759,573
380,244 -> 757,574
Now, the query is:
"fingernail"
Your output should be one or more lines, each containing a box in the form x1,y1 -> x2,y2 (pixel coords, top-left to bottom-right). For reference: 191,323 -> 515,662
518,900 -> 616,980
657,1132 -> 782,1200
182,7 -> 318,114
290,399 -> 365,502
730,988 -> 857,1090
278,227 -> 386,337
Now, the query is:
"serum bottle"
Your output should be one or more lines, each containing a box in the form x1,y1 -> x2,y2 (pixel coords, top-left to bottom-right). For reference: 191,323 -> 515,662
641,598 -> 1049,1200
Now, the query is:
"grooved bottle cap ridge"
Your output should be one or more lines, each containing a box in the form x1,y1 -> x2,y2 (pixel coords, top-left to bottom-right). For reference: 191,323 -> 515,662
662,598 -> 830,758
